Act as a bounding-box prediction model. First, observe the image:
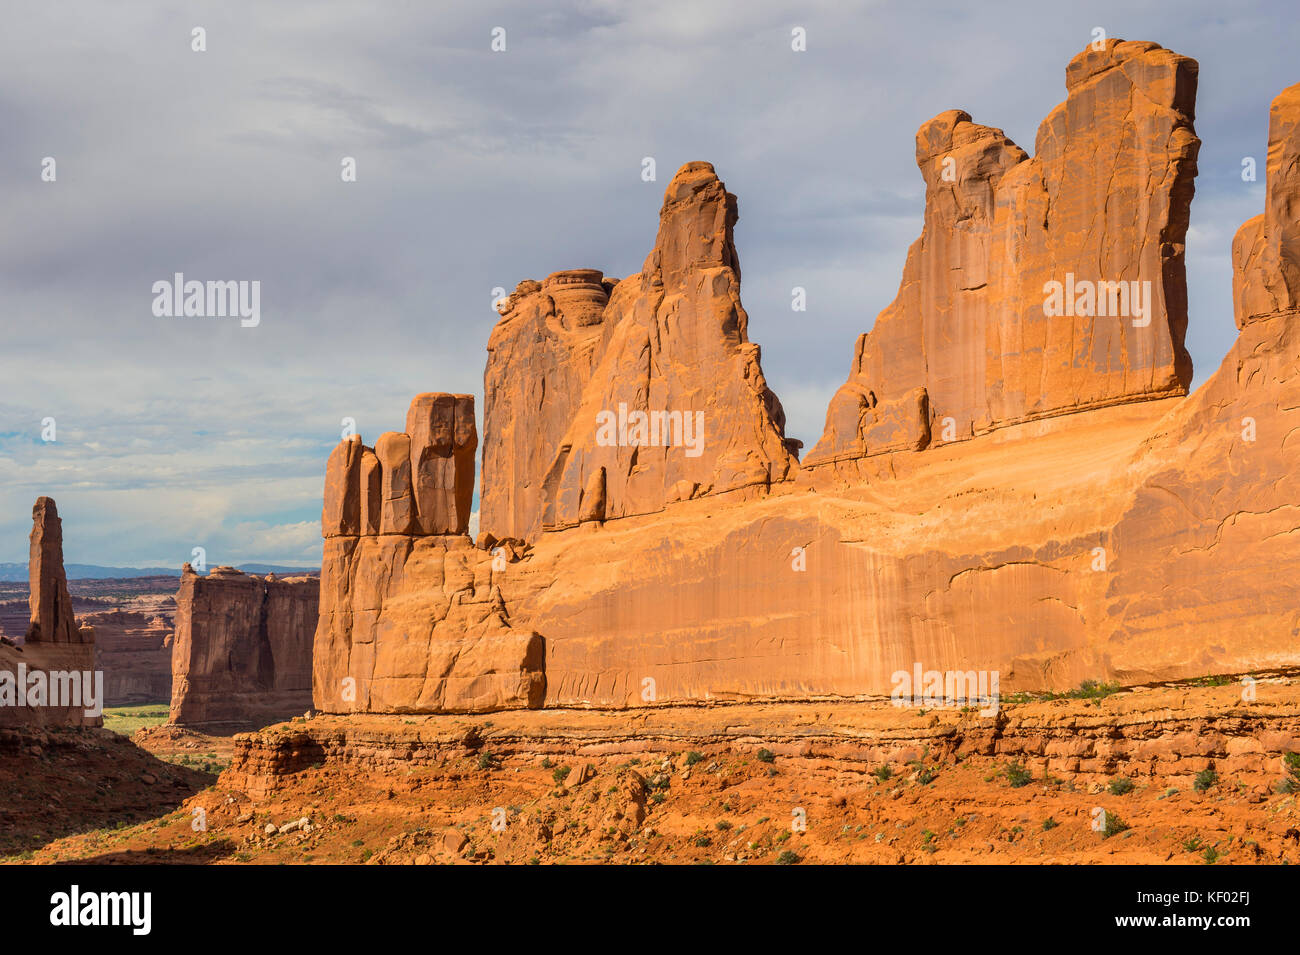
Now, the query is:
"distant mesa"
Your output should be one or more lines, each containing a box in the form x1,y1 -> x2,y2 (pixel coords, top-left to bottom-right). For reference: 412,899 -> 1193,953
168,564 -> 317,728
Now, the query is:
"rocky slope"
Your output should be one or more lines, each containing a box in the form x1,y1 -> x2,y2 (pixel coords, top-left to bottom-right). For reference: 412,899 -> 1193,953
17,680 -> 1300,865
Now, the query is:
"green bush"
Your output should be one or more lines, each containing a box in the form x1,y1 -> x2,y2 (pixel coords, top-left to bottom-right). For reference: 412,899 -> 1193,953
775,850 -> 800,865
1193,768 -> 1217,793
1108,777 -> 1135,796
1004,762 -> 1033,788
756,749 -> 776,764
1278,752 -> 1300,794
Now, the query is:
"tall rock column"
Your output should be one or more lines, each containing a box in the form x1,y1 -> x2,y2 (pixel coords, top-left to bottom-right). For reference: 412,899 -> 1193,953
313,392 -> 545,715
535,162 -> 799,531
3,497 -> 98,728
406,393 -> 477,535
25,496 -> 87,644
806,39 -> 1199,475
482,270 -> 617,544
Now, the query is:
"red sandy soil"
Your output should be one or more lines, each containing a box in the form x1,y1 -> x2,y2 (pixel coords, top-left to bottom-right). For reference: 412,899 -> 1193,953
7,681 -> 1300,865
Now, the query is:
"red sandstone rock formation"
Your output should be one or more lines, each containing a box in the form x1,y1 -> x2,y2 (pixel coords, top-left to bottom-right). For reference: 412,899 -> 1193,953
482,270 -> 616,543
309,46 -> 1300,715
806,40 -> 1199,475
25,497 -> 89,645
313,393 -> 544,715
169,566 -> 317,726
86,607 -> 173,705
482,162 -> 798,542
2,498 -> 99,728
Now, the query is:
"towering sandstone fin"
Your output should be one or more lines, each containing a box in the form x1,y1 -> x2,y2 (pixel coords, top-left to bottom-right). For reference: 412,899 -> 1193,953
3,497 -> 98,727
1098,79 -> 1300,671
482,270 -> 617,543
25,496 -> 89,644
1233,83 -> 1300,327
310,57 -> 1300,715
806,40 -> 1199,475
313,393 -> 545,715
481,162 -> 798,542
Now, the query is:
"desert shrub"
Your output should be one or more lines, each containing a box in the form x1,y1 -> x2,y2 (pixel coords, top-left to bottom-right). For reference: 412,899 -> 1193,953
1004,762 -> 1033,788
1108,777 -> 1135,796
1101,811 -> 1129,838
1278,752 -> 1300,794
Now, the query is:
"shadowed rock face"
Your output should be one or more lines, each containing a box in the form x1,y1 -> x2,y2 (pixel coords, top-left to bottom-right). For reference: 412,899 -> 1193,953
87,608 -> 173,705
2,497 -> 99,728
308,48 -> 1300,715
806,39 -> 1200,475
169,566 -> 317,727
25,497 -> 88,645
481,162 -> 798,543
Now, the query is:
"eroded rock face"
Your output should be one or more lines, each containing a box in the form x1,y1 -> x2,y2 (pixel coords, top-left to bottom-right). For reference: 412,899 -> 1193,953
488,71 -> 1300,706
309,56 -> 1300,714
481,271 -> 616,543
87,608 -> 173,705
483,162 -> 798,541
169,566 -> 317,727
312,535 -> 544,715
806,39 -> 1199,475
1233,82 -> 1300,327
312,392 -> 544,715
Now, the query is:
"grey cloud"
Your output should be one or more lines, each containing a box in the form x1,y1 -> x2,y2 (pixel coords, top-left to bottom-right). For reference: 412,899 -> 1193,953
2,0 -> 1297,564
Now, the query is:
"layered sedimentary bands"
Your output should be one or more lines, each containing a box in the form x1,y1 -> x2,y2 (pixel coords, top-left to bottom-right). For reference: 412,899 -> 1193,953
0,498 -> 99,728
88,607 -> 173,705
169,566 -> 317,727
312,42 -> 1300,717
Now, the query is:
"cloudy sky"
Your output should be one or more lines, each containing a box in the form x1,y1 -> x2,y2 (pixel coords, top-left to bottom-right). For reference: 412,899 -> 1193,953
1,0 -> 1296,568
